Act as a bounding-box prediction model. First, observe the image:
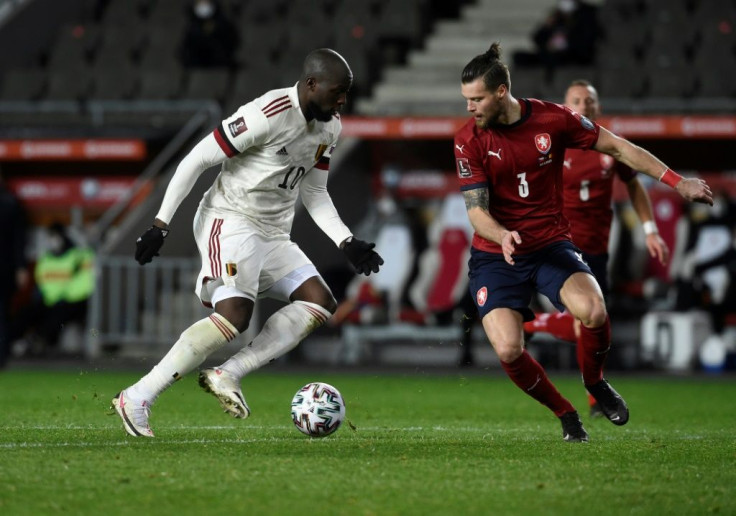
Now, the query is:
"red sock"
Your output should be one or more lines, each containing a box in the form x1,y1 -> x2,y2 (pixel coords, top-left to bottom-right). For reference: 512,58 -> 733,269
523,312 -> 577,343
587,392 -> 597,407
577,315 -> 611,385
501,350 -> 575,417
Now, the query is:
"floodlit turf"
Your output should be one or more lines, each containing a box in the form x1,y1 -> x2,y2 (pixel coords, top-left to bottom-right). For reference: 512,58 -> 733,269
0,368 -> 734,515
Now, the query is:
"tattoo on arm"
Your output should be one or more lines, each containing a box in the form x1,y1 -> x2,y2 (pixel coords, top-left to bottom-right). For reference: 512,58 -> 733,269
463,188 -> 489,211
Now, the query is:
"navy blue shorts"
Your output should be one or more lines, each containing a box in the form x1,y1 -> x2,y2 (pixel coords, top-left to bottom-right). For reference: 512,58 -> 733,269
582,252 -> 609,296
468,240 -> 594,322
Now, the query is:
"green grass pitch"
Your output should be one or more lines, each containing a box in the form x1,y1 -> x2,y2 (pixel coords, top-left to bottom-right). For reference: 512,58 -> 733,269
0,368 -> 734,515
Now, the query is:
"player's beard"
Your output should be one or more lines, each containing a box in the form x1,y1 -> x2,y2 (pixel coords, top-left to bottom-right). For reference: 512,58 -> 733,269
475,103 -> 503,129
308,102 -> 334,122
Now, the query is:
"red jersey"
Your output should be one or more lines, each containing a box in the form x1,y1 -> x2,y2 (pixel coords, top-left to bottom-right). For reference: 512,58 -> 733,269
562,148 -> 636,254
454,98 -> 600,254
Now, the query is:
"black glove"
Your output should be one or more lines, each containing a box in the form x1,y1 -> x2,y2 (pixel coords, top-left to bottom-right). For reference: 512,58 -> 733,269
135,225 -> 169,265
342,237 -> 384,276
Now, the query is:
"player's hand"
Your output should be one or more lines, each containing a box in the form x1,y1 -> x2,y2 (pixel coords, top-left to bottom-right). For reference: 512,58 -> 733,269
676,177 -> 713,205
342,238 -> 384,275
501,230 -> 522,265
135,225 -> 169,265
645,233 -> 669,266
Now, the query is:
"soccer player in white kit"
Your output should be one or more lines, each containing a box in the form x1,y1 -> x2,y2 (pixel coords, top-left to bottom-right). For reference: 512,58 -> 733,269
112,49 -> 383,437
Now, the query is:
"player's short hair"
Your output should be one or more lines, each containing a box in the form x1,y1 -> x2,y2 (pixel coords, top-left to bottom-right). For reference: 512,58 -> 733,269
302,48 -> 352,83
566,79 -> 599,99
568,79 -> 593,89
461,42 -> 511,92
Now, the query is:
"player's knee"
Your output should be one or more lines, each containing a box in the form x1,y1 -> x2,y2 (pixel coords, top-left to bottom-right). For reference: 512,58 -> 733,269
297,290 -> 337,314
490,337 -> 524,363
214,297 -> 254,333
577,299 -> 607,328
317,293 -> 337,315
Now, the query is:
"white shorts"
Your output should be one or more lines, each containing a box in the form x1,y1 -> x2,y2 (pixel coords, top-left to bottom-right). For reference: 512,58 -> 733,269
193,209 -> 319,307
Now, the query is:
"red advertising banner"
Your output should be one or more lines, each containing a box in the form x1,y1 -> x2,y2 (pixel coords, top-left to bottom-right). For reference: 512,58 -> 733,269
7,177 -> 145,208
0,139 -> 146,160
341,116 -> 736,139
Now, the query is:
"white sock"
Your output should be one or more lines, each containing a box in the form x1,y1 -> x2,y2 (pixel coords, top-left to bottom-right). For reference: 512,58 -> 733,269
220,301 -> 331,379
127,313 -> 238,403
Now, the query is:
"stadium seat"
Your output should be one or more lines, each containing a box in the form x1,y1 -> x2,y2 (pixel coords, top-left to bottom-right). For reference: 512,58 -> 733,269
0,69 -> 46,101
93,25 -> 144,68
91,64 -> 138,100
224,66 -> 284,114
99,0 -> 144,26
646,66 -> 695,98
695,58 -> 736,98
45,69 -> 92,101
597,68 -> 645,98
138,68 -> 183,100
374,0 -> 427,47
46,24 -> 101,72
181,68 -> 231,103
235,23 -> 286,68
146,0 -> 188,25
508,67 -> 547,99
140,23 -> 185,70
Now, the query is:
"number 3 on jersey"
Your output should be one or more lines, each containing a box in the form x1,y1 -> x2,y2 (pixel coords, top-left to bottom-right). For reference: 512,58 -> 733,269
278,166 -> 306,189
517,172 -> 529,198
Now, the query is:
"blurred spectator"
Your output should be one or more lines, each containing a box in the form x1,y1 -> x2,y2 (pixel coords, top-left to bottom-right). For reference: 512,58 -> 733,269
11,223 -> 95,357
513,0 -> 599,72
676,191 -> 736,334
0,170 -> 29,368
331,167 -> 417,325
181,0 -> 239,69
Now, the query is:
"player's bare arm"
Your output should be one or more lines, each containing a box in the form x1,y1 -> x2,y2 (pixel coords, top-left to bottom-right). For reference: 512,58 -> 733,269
594,127 -> 713,205
626,178 -> 669,265
463,187 -> 521,265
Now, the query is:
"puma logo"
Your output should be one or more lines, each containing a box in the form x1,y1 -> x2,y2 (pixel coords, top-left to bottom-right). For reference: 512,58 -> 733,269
455,144 -> 465,154
563,159 -> 572,169
488,149 -> 502,160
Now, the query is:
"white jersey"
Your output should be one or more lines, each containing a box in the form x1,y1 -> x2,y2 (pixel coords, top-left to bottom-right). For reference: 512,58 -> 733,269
204,84 -> 341,237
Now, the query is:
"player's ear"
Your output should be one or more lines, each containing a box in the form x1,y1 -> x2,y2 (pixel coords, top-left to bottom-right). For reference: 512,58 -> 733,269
305,77 -> 317,91
496,83 -> 508,98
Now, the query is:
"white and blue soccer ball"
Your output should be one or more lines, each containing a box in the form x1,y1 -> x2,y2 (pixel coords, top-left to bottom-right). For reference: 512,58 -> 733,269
291,382 -> 346,437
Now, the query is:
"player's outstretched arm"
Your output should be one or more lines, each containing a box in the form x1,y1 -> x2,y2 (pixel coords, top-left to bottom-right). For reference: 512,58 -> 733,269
594,127 -> 713,206
135,133 -> 229,265
626,177 -> 670,265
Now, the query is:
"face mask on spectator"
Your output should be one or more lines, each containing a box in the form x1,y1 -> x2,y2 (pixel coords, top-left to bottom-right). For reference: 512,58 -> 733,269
558,0 -> 576,13
194,0 -> 215,19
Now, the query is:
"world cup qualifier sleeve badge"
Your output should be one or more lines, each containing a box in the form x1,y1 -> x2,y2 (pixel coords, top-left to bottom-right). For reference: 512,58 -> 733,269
456,157 -> 472,178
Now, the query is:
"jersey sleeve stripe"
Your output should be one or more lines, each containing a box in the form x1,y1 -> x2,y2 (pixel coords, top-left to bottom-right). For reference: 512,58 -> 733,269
263,102 -> 292,118
213,125 -> 239,157
262,95 -> 289,110
460,182 -> 488,191
314,156 -> 330,170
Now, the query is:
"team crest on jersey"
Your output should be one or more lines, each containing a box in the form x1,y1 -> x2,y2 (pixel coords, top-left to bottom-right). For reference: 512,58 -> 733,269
228,117 -> 247,137
456,158 -> 472,178
314,143 -> 329,161
225,262 -> 238,277
476,286 -> 488,307
535,133 -> 551,155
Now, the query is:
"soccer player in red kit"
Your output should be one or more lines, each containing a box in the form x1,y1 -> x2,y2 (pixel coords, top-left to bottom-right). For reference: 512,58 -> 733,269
524,80 -> 670,417
455,43 -> 713,442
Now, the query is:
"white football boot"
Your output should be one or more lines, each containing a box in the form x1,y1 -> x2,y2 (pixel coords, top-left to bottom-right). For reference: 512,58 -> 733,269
111,390 -> 154,437
198,368 -> 251,419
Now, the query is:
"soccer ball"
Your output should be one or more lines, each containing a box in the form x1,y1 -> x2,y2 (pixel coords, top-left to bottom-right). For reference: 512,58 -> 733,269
291,382 -> 346,437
